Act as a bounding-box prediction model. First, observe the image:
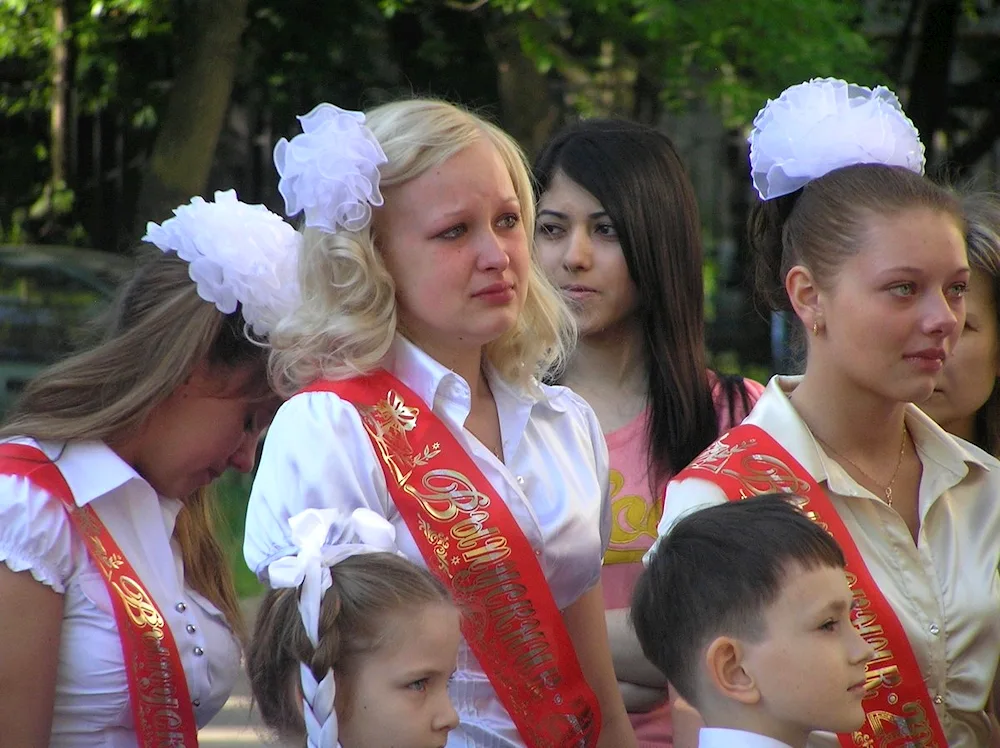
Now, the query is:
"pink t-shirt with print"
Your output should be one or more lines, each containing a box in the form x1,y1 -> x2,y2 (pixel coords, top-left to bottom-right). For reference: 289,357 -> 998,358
601,375 -> 765,747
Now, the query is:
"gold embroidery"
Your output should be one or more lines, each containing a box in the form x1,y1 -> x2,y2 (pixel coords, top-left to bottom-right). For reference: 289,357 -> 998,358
866,703 -> 934,746
76,506 -> 189,745
604,469 -> 661,565
417,516 -> 453,578
689,435 -> 812,498
356,389 -> 442,484
112,577 -> 166,630
354,383 -> 594,743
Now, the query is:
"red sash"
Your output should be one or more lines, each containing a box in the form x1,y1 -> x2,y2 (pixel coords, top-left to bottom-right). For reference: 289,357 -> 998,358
0,444 -> 199,747
300,372 -> 602,747
674,424 -> 947,747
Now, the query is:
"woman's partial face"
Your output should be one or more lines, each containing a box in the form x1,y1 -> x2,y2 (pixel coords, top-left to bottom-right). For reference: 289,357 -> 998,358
536,170 -> 638,337
375,138 -> 530,362
805,207 -> 968,404
921,268 -> 1000,441
133,362 -> 280,498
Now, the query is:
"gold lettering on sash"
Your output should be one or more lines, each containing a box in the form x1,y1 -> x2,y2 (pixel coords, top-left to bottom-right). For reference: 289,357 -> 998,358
359,388 -> 573,708
417,517 -> 452,577
113,577 -> 166,629
862,702 -> 935,746
682,429 -> 947,748
81,513 -> 188,743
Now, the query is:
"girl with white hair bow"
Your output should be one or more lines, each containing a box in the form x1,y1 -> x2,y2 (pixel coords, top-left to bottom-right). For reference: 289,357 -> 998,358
654,78 -> 1000,748
245,98 -> 637,747
0,190 -> 298,746
247,507 -> 461,748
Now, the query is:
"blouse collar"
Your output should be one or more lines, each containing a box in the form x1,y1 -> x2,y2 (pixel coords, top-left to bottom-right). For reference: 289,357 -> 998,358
754,376 -> 991,503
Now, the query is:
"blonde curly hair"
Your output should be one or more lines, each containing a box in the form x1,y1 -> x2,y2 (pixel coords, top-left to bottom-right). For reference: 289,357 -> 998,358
268,99 -> 575,395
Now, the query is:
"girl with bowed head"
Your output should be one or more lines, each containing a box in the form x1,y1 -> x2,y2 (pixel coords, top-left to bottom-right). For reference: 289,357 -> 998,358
244,99 -> 638,747
532,118 -> 764,747
247,507 -> 462,748
921,192 -> 1000,455
0,190 -> 297,746
652,78 -> 1000,748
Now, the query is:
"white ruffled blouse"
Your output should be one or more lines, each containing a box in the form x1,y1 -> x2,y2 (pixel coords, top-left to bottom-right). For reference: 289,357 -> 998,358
244,335 -> 613,747
0,438 -> 240,748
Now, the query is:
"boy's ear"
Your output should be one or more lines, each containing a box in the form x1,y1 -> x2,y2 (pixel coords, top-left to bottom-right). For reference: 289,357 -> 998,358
704,636 -> 760,706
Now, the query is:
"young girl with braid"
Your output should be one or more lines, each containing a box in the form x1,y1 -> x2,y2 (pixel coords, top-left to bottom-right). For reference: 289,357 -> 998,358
247,507 -> 461,748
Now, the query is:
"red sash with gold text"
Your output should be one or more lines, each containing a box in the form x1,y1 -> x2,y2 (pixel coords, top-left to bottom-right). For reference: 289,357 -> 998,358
0,444 -> 199,747
673,424 -> 947,748
301,372 -> 601,747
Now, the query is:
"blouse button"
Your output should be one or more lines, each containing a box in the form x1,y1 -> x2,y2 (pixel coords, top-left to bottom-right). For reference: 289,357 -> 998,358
192,699 -> 201,708
175,602 -> 186,613
933,695 -> 944,704
193,647 -> 204,657
929,623 -> 940,636
186,624 -> 197,634
516,476 -> 525,486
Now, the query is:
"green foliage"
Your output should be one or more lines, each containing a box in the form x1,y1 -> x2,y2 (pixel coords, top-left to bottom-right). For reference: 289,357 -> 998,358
213,470 -> 262,599
0,0 -> 171,116
490,0 -> 876,125
380,0 -> 874,125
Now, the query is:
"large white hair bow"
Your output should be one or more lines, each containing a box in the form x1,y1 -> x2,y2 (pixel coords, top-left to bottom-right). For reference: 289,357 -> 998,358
749,77 -> 925,201
142,189 -> 301,336
273,103 -> 388,234
266,507 -> 397,748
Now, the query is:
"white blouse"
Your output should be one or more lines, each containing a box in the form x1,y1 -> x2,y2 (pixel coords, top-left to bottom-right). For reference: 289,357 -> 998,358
0,438 -> 240,748
654,376 -> 1000,748
244,335 -> 612,748
698,728 -> 794,748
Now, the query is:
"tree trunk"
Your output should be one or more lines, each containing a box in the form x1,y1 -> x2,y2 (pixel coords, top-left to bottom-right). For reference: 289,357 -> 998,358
134,0 -> 250,238
50,0 -> 69,189
904,0 -> 962,172
484,23 -> 562,159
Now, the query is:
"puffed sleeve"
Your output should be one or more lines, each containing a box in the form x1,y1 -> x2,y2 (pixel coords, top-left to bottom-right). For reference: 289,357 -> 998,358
0,475 -> 79,593
548,386 -> 612,602
575,391 -> 612,554
243,391 -> 390,580
642,476 -> 729,565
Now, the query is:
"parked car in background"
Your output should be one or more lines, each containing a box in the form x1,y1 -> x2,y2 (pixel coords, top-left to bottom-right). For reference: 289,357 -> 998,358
0,245 -> 133,415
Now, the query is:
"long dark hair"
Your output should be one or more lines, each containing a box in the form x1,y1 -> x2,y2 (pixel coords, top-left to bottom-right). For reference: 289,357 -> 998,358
534,118 -> 748,483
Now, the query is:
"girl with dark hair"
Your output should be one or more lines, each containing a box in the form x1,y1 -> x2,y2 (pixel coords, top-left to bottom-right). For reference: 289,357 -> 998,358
655,79 -> 1000,747
534,118 -> 764,746
922,191 -> 1000,456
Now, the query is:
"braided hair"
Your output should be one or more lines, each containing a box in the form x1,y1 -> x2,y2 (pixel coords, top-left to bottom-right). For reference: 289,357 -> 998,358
247,552 -> 452,744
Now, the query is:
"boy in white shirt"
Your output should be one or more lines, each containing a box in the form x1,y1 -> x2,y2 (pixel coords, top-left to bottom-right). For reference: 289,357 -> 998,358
632,495 -> 874,748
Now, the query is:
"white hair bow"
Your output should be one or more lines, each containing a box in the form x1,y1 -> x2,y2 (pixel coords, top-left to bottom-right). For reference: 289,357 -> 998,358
749,77 -> 925,201
142,189 -> 302,336
266,507 -> 397,748
273,103 -> 388,234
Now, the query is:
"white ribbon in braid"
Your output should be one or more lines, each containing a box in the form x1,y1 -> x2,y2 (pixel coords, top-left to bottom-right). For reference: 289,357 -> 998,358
267,508 -> 398,748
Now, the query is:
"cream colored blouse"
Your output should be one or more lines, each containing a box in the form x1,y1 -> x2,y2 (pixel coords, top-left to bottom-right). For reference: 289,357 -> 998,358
653,376 -> 1000,748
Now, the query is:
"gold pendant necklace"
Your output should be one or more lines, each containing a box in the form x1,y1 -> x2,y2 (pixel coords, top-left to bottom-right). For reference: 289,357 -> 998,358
815,429 -> 908,507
